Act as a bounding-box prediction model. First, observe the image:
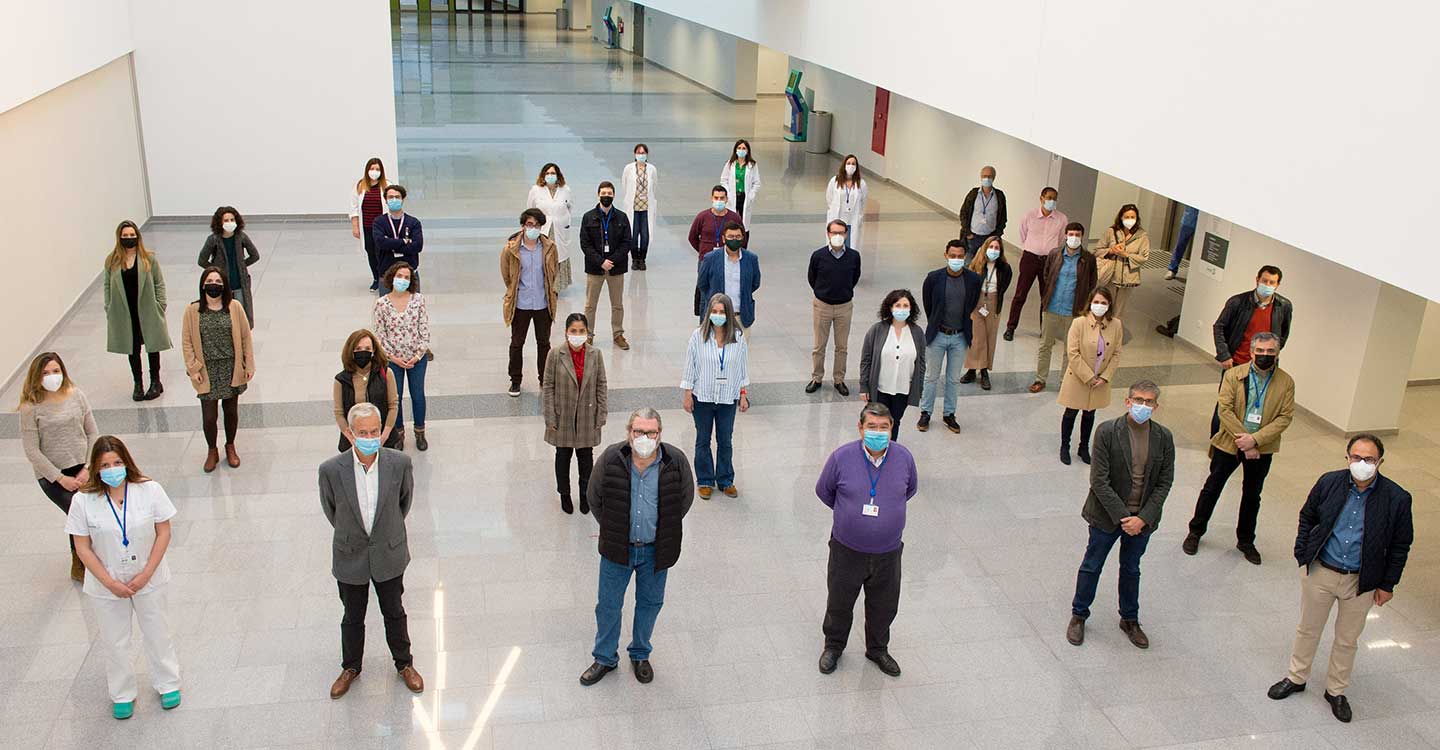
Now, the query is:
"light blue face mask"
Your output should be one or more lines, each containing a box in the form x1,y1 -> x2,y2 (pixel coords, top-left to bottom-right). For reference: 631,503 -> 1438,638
635,153 -> 647,163
980,177 -> 994,189
863,430 -> 890,452
891,307 -> 910,321
1256,283 -> 1276,298
947,258 -> 966,272
713,199 -> 727,211
1043,199 -> 1056,211
708,313 -> 728,327
1129,403 -> 1154,424
544,173 -> 557,185
986,248 -> 1001,261
100,466 -> 127,488
392,277 -> 410,293
355,436 -> 382,456
387,198 -> 403,211
524,227 -> 541,241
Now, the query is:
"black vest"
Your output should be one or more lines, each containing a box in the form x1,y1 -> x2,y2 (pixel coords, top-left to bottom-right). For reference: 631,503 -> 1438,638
335,367 -> 402,452
594,443 -> 688,571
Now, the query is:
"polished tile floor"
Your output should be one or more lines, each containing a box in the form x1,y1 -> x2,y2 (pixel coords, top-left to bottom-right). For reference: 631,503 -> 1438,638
2,13 -> 1438,750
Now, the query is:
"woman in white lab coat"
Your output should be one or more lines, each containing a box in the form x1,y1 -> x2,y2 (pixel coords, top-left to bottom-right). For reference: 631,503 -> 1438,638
526,163 -> 575,292
619,143 -> 659,270
349,157 -> 394,291
720,139 -> 761,230
826,154 -> 869,250
66,435 -> 181,720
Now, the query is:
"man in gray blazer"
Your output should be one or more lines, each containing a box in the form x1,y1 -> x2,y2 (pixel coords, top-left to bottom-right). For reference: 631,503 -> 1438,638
319,402 -> 424,699
1065,380 -> 1175,650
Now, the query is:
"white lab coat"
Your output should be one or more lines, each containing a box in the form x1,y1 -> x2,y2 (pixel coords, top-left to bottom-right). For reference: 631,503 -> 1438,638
826,177 -> 869,249
349,178 -> 399,252
620,161 -> 660,228
719,160 -> 761,229
526,184 -> 575,263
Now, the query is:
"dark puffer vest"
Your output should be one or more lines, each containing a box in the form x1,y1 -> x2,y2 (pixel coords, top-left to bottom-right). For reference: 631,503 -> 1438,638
587,441 -> 695,571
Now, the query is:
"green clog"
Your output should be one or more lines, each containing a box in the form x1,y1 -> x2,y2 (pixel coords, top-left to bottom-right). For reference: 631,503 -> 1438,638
113,701 -> 134,720
160,690 -> 181,710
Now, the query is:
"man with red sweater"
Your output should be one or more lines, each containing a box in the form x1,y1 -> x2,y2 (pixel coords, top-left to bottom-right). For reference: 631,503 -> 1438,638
1210,265 -> 1292,434
687,185 -> 744,316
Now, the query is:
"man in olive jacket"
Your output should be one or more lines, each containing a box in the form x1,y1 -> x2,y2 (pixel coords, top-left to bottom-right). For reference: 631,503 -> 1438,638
579,407 -> 695,687
1066,381 -> 1175,650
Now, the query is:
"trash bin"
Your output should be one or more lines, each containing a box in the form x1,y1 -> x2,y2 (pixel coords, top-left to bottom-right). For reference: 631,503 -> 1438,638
805,111 -> 833,154
556,8 -> 569,29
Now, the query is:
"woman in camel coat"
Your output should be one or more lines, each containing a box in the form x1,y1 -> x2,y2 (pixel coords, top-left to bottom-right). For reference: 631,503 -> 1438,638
1094,203 -> 1150,321
1057,287 -> 1123,465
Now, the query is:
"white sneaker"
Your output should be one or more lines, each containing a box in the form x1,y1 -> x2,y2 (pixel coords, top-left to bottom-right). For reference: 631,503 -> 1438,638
1163,270 -> 1176,280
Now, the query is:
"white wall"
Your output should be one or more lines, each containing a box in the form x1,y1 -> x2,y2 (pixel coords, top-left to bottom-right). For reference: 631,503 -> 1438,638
1410,301 -> 1440,382
0,0 -> 135,114
1089,173 -> 1170,245
635,0 -> 1440,303
129,0 -> 398,216
632,6 -> 756,100
756,46 -> 789,95
786,59 -> 886,176
0,57 -> 149,385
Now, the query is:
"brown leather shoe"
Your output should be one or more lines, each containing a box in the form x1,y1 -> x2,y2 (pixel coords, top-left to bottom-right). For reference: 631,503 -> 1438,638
614,335 -> 630,351
329,668 -> 360,699
399,666 -> 424,693
1066,615 -> 1085,646
1028,380 -> 1046,394
698,486 -> 713,500
225,443 -> 241,468
203,447 -> 220,473
1119,619 -> 1150,649
721,486 -> 738,498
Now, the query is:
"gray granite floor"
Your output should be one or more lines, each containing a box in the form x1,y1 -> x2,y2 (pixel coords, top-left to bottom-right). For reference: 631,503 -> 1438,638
2,13 -> 1438,750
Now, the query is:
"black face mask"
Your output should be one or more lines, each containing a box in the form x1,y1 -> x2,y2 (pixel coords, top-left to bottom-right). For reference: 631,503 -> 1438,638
725,239 -> 743,251
203,284 -> 224,298
598,196 -> 614,208
120,237 -> 139,249
353,351 -> 374,368
1252,354 -> 1277,371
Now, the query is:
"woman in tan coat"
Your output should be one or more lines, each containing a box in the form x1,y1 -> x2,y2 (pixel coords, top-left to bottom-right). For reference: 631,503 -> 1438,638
1058,287 -> 1123,465
542,313 -> 608,515
181,267 -> 255,472
1094,204 -> 1150,321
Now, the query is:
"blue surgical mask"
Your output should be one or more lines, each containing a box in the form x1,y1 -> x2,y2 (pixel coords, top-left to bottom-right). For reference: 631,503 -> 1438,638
947,258 -> 966,272
387,198 -> 403,211
1129,403 -> 1154,424
635,153 -> 647,163
735,149 -> 747,160
713,199 -> 727,211
986,248 -> 1001,261
355,436 -> 382,456
891,307 -> 910,321
708,313 -> 728,327
392,277 -> 410,292
1043,199 -> 1056,211
524,226 -> 541,241
100,466 -> 127,488
544,173 -> 557,185
863,430 -> 890,452
980,177 -> 993,189
1256,283 -> 1276,298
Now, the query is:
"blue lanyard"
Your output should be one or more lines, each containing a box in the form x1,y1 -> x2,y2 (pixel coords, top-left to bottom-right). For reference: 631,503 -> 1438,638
862,444 -> 887,499
714,219 -> 724,248
978,190 -> 993,214
1248,369 -> 1271,411
106,483 -> 129,547
600,208 -> 613,245
716,338 -> 727,372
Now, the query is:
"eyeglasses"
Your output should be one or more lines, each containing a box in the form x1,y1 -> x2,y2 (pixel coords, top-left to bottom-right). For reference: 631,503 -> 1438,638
1347,455 -> 1380,466
630,430 -> 660,440
1129,397 -> 1158,407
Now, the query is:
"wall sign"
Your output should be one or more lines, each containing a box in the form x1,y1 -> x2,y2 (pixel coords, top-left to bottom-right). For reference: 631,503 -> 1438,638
1198,231 -> 1228,281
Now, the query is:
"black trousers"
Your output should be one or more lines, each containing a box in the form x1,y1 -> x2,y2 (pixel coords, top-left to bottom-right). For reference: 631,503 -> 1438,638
338,575 -> 412,672
1061,408 -> 1096,448
1188,450 -> 1274,544
508,307 -> 553,384
555,446 -> 594,498
127,351 -> 161,384
873,391 -> 909,440
823,538 -> 903,656
39,464 -> 84,553
364,229 -> 381,283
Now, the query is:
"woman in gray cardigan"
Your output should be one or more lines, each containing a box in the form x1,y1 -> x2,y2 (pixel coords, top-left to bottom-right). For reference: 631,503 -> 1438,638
542,313 -> 608,515
197,206 -> 260,326
858,289 -> 927,439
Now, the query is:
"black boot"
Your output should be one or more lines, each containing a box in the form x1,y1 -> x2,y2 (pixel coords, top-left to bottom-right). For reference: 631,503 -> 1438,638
1060,439 -> 1072,465
1078,443 -> 1091,465
144,376 -> 163,401
560,494 -> 574,514
132,382 -> 145,402
959,369 -> 977,384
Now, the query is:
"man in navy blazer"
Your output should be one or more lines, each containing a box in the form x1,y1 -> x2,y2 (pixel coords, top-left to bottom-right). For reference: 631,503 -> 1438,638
697,222 -> 761,328
916,239 -> 981,434
372,184 -> 424,292
1266,434 -> 1414,724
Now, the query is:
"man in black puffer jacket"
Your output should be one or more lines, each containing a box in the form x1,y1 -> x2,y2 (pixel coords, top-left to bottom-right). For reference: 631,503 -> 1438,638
1266,434 -> 1414,724
579,407 -> 694,688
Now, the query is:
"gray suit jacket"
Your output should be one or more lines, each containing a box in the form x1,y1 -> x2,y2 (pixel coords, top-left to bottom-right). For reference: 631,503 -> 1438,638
1082,415 -> 1175,533
319,447 -> 414,585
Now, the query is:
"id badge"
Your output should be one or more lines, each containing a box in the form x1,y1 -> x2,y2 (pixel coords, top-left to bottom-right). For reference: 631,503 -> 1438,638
978,305 -> 990,317
115,547 -> 140,578
862,503 -> 880,517
715,375 -> 729,386
603,243 -> 610,255
1246,409 -> 1262,426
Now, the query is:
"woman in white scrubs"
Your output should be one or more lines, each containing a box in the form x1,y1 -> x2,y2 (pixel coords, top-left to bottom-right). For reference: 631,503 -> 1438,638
719,139 -> 761,230
66,436 -> 181,720
526,163 -> 575,292
826,154 -> 869,249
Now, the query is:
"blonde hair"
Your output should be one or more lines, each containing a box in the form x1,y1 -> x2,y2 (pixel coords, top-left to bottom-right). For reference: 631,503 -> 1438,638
104,220 -> 154,272
18,352 -> 73,408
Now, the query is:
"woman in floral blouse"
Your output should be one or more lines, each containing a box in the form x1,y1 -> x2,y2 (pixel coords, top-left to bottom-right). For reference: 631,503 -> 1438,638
373,262 -> 432,451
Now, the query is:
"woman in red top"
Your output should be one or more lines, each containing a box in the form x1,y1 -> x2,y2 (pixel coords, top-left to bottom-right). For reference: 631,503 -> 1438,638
542,313 -> 608,515
350,157 -> 392,291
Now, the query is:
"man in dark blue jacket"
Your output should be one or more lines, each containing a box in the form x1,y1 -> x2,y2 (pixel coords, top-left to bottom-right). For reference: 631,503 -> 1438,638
1266,434 -> 1414,723
697,223 -> 761,329
372,184 -> 423,293
916,239 -> 980,434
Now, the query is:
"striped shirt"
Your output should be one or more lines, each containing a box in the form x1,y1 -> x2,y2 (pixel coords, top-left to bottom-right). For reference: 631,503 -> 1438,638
680,327 -> 749,404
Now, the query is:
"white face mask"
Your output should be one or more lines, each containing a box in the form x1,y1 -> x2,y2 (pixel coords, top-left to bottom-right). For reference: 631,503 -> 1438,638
844,164 -> 856,176
1065,235 -> 1083,249
1090,302 -> 1109,317
222,220 -> 238,234
829,234 -> 846,248
41,373 -> 64,392
567,334 -> 587,349
632,435 -> 658,458
1349,460 -> 1377,483
1122,218 -> 1137,230
368,169 -> 382,181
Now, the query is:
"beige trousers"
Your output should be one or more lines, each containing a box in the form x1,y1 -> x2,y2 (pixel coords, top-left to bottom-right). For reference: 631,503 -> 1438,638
584,273 -> 625,338
1111,285 -> 1136,322
1286,562 -> 1374,695
1035,311 -> 1073,384
963,292 -> 1001,370
811,299 -> 853,383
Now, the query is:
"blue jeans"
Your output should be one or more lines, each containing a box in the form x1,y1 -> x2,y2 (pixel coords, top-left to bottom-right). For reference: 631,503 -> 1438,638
1071,525 -> 1151,620
388,357 -> 428,429
1167,221 -> 1196,273
919,332 -> 968,416
632,210 -> 649,260
592,544 -> 668,666
691,399 -> 737,488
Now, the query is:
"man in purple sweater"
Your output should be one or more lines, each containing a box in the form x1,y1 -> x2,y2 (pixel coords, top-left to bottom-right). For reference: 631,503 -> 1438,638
815,403 -> 920,677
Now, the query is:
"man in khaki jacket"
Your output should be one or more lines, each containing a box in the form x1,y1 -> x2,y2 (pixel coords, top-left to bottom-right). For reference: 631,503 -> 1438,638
1183,332 -> 1294,564
501,208 -> 559,397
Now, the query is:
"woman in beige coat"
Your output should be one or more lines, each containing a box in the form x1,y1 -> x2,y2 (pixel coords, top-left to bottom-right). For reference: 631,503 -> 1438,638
542,313 -> 608,515
181,267 -> 255,472
1094,204 -> 1150,321
1058,287 -> 1123,465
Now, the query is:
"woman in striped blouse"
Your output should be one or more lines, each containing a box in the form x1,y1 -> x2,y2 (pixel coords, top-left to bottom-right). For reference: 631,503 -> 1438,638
681,293 -> 750,500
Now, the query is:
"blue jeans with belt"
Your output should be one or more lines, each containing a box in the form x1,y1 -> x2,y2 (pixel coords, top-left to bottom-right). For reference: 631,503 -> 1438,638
1071,525 -> 1152,620
919,331 -> 968,416
593,543 -> 668,666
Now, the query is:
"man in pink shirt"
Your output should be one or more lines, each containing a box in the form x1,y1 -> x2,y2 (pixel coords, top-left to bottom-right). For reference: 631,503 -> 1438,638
1005,187 -> 1068,340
